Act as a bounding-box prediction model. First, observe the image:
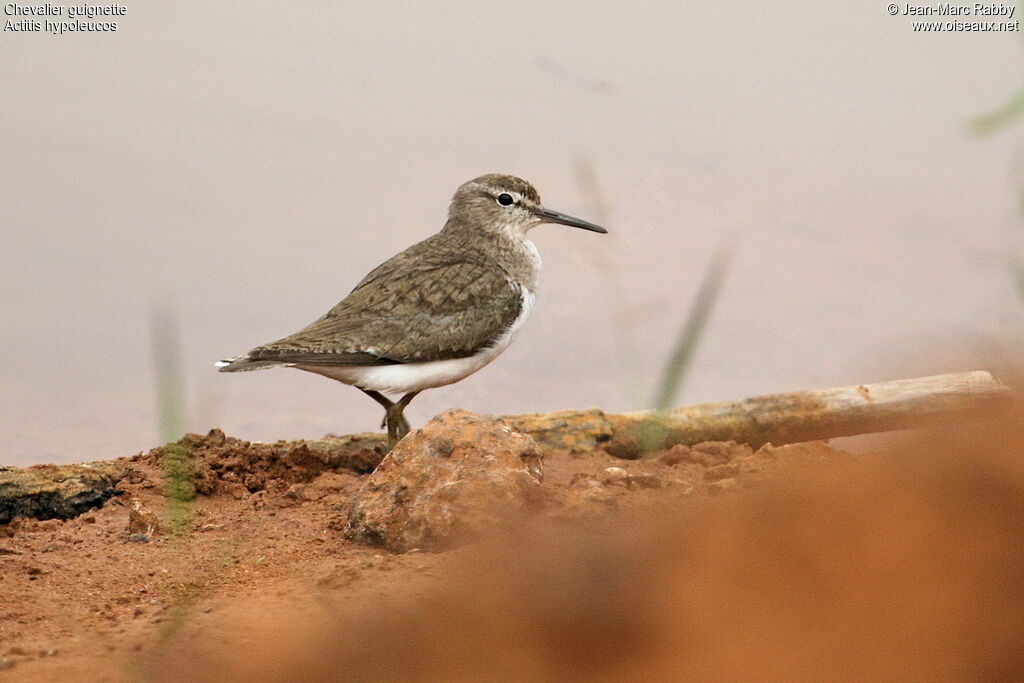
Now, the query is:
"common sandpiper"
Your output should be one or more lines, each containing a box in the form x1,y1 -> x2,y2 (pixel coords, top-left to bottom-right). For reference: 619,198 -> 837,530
217,174 -> 607,445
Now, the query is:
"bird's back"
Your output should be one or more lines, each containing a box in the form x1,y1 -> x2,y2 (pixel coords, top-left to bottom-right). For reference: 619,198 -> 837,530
226,227 -> 538,368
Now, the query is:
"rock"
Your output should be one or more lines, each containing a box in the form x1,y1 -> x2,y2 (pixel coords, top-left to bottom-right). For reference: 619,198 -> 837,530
282,483 -> 305,500
601,467 -> 629,487
599,467 -> 663,490
346,410 -> 544,552
127,499 -> 160,537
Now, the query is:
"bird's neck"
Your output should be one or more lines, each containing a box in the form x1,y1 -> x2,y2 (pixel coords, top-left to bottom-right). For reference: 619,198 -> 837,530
485,231 -> 542,293
439,219 -> 541,291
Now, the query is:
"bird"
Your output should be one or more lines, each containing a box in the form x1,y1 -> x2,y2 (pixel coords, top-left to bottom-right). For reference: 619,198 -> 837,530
217,174 -> 607,446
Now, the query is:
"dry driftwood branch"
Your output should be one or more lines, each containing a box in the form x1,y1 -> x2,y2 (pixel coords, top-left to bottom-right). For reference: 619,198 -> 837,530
0,371 -> 1014,522
0,462 -> 127,525
509,370 -> 1015,458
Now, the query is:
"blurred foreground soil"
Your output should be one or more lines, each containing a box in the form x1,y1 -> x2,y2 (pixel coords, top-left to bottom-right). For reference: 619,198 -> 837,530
1,411 -> 1023,681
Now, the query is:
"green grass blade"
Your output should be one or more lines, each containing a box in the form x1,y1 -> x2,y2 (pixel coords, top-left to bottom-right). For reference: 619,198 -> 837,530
151,303 -> 186,444
969,88 -> 1024,137
1010,259 -> 1024,305
652,245 -> 732,412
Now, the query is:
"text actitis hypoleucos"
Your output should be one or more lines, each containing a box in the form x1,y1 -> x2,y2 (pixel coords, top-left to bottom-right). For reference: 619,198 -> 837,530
217,174 -> 607,445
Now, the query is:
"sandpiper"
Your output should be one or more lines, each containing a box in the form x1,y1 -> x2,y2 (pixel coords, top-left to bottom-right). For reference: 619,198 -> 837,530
217,174 -> 607,445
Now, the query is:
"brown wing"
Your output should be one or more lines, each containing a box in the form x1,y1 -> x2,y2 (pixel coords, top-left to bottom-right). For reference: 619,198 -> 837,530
248,254 -> 523,366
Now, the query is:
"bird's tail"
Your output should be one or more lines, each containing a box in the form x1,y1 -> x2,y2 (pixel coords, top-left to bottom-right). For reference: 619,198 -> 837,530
215,355 -> 282,372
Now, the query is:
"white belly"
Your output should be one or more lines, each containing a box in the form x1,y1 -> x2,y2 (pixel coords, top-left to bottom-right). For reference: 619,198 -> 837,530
295,289 -> 535,395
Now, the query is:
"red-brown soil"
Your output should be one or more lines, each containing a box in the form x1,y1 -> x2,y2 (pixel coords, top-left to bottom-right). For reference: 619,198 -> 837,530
2,417 -> 1023,681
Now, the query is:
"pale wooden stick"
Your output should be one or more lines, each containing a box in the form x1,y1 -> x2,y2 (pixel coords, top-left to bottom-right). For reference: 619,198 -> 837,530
586,371 -> 1013,457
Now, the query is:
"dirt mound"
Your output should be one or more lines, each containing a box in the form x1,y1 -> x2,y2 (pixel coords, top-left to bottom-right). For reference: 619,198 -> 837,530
159,422 -> 1024,682
10,415 -> 1017,680
137,429 -> 388,498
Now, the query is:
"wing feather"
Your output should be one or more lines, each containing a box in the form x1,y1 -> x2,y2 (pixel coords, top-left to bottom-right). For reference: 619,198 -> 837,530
247,242 -> 524,366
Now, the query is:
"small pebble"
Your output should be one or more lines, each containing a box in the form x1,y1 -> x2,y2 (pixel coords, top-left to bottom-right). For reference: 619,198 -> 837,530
602,467 -> 629,487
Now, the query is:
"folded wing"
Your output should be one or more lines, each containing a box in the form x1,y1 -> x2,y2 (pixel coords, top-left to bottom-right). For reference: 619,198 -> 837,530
238,257 -> 524,368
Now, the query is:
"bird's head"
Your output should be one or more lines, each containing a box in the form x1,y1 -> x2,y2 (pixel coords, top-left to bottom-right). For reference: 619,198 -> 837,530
447,174 -> 607,240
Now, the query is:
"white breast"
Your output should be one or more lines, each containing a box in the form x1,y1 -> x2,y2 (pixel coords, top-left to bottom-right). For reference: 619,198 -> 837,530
296,287 -> 536,395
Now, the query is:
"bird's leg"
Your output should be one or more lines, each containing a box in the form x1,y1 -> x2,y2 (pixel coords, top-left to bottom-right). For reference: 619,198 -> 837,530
384,391 -> 421,446
359,388 -> 394,429
396,391 -> 420,436
360,389 -> 420,446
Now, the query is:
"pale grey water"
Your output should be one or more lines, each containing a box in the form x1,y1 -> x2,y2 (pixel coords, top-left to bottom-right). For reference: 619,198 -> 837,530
3,2 -> 1023,464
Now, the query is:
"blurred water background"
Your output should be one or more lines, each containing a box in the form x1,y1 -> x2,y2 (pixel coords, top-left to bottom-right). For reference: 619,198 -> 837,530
3,2 -> 1022,464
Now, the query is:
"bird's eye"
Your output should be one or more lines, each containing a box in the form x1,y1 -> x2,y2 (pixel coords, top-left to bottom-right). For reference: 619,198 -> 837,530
496,193 -> 514,206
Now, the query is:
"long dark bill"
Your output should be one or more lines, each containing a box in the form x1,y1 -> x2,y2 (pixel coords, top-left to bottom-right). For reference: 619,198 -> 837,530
536,207 -> 608,233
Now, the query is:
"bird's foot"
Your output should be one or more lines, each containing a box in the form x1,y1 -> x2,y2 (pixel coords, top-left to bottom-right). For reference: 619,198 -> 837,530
384,405 -> 411,447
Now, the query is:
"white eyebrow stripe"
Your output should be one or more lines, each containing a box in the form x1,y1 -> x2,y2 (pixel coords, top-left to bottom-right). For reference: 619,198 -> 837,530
467,183 -> 538,209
